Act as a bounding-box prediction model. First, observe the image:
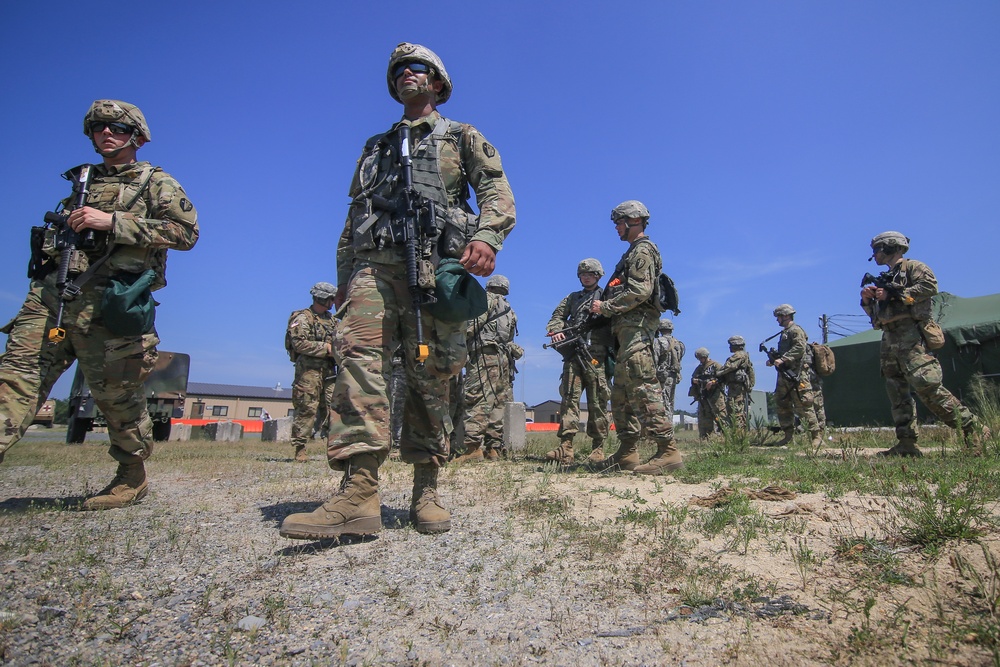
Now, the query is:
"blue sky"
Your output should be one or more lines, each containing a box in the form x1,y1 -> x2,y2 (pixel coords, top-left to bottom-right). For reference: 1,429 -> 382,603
1,1 -> 998,407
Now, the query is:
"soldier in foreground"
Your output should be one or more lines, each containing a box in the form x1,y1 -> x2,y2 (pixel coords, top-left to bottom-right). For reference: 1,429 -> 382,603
454,275 -> 522,462
689,347 -> 726,438
543,259 -> 612,465
766,304 -> 821,448
714,335 -> 754,430
286,282 -> 338,462
280,43 -> 515,539
0,100 -> 198,508
652,318 -> 684,428
589,201 -> 682,475
861,231 -> 988,456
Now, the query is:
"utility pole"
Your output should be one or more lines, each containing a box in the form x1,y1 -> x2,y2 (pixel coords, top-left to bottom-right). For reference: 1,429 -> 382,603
819,314 -> 830,343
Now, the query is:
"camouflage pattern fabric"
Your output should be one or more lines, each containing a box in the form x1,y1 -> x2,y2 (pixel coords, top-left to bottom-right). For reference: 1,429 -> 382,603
447,372 -> 465,454
388,350 -> 405,449
774,322 -> 818,433
862,258 -> 975,440
716,350 -> 754,429
598,238 -> 663,334
0,162 -> 197,462
689,360 -> 727,437
810,371 -> 826,430
463,292 -> 517,453
288,307 -> 338,449
652,334 -> 684,425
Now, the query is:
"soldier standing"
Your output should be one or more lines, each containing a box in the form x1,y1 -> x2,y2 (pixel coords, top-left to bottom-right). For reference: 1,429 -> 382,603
589,200 -> 682,475
0,100 -> 198,508
715,335 -> 755,429
280,43 -> 515,539
454,275 -> 521,462
689,348 -> 727,438
861,231 -> 988,456
767,304 -> 821,448
542,259 -> 612,465
286,282 -> 338,462
652,318 -> 684,429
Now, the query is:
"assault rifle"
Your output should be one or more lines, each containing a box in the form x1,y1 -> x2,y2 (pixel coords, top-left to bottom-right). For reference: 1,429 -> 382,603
758,343 -> 799,384
860,271 -> 903,299
544,323 -> 601,371
42,164 -> 95,344
690,366 -> 718,405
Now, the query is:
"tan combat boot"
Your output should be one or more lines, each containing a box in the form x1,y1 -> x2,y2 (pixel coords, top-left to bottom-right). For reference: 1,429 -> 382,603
963,422 -> 991,456
411,463 -> 451,534
544,440 -> 574,465
809,430 -> 823,450
593,439 -> 640,472
876,438 -> 922,458
293,445 -> 308,463
453,445 -> 484,464
484,447 -> 502,461
279,453 -> 381,539
82,461 -> 149,510
634,439 -> 684,475
587,446 -> 605,463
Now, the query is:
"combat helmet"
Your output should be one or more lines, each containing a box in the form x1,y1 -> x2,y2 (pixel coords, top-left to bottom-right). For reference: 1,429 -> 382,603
658,318 -> 674,333
728,335 -> 746,348
387,42 -> 452,105
486,274 -> 510,295
773,304 -> 795,317
577,258 -> 604,277
694,347 -> 710,359
84,100 -> 151,143
610,200 -> 650,222
310,282 -> 337,300
870,231 -> 909,254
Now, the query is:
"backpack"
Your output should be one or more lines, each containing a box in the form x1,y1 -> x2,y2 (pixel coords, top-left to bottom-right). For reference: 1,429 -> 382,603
811,342 -> 836,376
285,309 -> 308,362
612,238 -> 681,316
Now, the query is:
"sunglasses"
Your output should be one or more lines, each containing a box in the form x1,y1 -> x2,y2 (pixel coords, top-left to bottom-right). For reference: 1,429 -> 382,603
392,62 -> 432,79
90,121 -> 135,135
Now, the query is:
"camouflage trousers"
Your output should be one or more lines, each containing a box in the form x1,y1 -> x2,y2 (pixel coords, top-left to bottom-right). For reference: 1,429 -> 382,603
660,376 -> 678,426
724,385 -> 750,430
775,373 -> 818,433
881,321 -> 974,440
328,261 -> 467,469
611,325 -> 674,447
448,373 -> 465,454
463,348 -> 511,452
291,363 -> 336,449
556,351 -> 610,445
697,390 -> 727,438
0,277 -> 157,463
811,373 -> 826,430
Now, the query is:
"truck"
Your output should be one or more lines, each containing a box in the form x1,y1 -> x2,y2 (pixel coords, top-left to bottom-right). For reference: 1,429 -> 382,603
31,398 -> 57,428
66,351 -> 190,444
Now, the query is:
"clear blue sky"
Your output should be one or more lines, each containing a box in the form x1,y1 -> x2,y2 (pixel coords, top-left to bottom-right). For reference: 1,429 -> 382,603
2,1 -> 998,407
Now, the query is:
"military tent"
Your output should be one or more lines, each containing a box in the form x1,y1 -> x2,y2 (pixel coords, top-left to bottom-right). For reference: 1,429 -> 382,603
823,292 -> 1000,427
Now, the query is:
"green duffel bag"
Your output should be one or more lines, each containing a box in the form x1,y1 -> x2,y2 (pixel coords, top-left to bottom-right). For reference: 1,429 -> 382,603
428,258 -> 488,323
101,269 -> 156,337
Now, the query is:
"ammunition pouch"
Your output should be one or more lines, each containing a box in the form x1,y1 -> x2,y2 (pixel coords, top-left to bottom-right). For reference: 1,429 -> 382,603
28,226 -> 55,280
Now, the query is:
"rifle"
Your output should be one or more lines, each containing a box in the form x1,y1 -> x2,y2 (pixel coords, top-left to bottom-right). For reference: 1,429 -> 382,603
689,365 -> 718,405
860,271 -> 903,299
544,323 -> 601,372
759,342 -> 799,384
42,164 -> 95,344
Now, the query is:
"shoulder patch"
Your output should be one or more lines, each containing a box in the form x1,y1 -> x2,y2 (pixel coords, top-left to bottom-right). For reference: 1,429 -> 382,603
179,198 -> 193,212
482,142 -> 496,158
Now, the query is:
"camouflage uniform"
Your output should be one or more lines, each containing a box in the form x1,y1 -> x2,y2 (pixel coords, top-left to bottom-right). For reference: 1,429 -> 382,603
0,100 -> 197,502
811,371 -> 826,431
652,329 -> 684,426
462,290 -> 520,457
716,346 -> 754,429
773,323 -> 819,435
689,356 -> 727,437
861,257 -> 976,444
547,287 -> 612,450
288,306 -> 338,454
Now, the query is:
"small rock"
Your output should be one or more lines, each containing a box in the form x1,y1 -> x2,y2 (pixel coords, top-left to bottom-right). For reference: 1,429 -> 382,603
237,615 -> 266,632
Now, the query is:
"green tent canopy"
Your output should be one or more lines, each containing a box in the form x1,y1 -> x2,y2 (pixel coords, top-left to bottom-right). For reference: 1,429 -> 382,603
823,292 -> 1000,427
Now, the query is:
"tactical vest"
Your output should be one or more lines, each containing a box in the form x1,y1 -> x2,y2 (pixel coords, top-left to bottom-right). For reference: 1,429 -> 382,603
349,118 -> 476,261
474,296 -> 515,349
605,238 -> 663,310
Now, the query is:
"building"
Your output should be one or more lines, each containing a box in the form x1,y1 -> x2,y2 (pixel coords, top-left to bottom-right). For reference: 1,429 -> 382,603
184,382 -> 293,421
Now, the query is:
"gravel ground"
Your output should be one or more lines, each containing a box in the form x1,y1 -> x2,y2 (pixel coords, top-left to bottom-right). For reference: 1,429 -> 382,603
0,436 -> 996,666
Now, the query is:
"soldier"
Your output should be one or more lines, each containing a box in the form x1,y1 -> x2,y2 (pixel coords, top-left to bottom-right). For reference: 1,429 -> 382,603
689,348 -> 727,438
715,335 -> 755,429
767,304 -> 821,448
0,100 -> 198,508
861,231 -> 988,456
286,282 -> 338,462
652,318 -> 684,428
542,259 -> 612,465
454,275 -> 522,462
589,200 -> 682,475
811,371 -> 826,435
280,43 -> 515,539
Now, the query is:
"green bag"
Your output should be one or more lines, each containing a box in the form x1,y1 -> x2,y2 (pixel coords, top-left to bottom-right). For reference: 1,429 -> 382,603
428,258 -> 488,323
101,269 -> 156,337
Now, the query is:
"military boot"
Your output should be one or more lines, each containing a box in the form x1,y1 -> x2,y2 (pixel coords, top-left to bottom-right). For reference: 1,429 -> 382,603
593,439 -> 640,472
293,445 -> 308,463
411,463 -> 451,534
809,430 -> 823,450
634,439 -> 684,475
279,453 -> 381,539
963,422 -> 991,456
544,440 -> 574,465
82,461 -> 149,510
484,447 -> 502,461
453,445 -> 484,464
773,429 -> 794,446
876,438 -> 923,458
587,444 -> 605,463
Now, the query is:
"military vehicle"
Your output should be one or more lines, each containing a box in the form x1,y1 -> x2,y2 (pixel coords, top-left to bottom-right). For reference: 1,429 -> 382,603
66,352 -> 190,444
31,399 -> 57,428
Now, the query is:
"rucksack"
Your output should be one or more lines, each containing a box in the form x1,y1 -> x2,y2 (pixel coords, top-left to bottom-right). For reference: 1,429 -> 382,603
285,309 -> 308,363
657,273 -> 680,316
811,342 -> 836,376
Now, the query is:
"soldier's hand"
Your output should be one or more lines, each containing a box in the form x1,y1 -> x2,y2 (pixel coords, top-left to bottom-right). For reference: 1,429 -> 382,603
590,300 -> 603,314
67,206 -> 114,232
325,343 -> 333,357
861,285 -> 877,303
548,331 -> 566,343
460,241 -> 496,277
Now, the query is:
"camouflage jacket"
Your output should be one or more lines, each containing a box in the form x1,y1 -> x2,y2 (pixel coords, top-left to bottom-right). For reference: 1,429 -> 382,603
861,258 -> 937,328
716,350 -> 755,390
652,335 -> 685,384
468,292 -> 517,355
287,307 -> 337,370
337,110 -> 515,288
44,161 -> 198,291
547,287 -> 613,349
689,360 -> 723,399
599,236 -> 663,333
777,323 -> 811,372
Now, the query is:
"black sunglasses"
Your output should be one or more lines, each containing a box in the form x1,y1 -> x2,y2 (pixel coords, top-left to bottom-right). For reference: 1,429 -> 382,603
90,121 -> 135,135
392,62 -> 431,79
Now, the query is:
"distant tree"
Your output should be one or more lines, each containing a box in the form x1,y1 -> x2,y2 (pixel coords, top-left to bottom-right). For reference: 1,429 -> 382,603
54,399 -> 69,425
